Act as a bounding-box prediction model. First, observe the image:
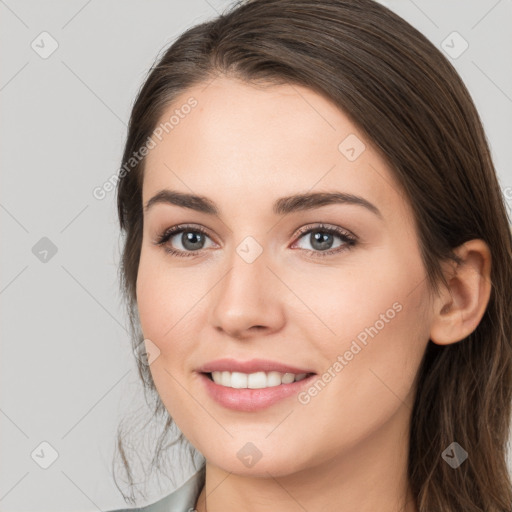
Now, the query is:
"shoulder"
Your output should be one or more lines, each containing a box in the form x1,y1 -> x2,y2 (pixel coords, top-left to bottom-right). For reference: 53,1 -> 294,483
108,468 -> 205,512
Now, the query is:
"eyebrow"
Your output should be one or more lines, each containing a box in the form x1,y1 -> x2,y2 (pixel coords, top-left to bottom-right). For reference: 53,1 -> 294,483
144,189 -> 382,219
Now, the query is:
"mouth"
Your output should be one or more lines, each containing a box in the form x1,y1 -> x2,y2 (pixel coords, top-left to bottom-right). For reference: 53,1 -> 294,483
198,370 -> 317,412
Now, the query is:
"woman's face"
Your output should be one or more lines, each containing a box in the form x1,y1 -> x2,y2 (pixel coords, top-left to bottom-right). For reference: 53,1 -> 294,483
137,76 -> 433,476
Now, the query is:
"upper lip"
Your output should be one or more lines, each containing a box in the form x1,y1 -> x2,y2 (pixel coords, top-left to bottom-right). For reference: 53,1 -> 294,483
197,358 -> 315,375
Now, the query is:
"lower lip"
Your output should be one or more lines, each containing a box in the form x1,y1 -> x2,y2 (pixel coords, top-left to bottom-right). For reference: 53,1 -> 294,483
199,372 -> 316,412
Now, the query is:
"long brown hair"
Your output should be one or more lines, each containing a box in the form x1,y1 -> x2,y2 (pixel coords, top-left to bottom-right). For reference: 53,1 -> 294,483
114,0 -> 512,509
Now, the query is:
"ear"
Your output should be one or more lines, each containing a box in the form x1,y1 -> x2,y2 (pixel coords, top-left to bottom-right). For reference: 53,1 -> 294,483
429,239 -> 492,345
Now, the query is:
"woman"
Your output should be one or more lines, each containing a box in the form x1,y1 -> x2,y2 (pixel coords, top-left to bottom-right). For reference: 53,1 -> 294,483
112,0 -> 512,510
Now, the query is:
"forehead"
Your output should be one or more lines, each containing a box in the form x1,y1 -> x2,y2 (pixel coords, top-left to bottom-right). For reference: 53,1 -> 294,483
142,76 -> 406,220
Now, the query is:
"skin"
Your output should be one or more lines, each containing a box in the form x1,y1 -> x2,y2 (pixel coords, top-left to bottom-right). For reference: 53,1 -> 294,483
136,76 -> 491,512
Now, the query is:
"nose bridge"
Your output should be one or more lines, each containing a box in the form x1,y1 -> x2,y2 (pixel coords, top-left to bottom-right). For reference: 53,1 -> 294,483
209,235 -> 284,335
221,238 -> 271,307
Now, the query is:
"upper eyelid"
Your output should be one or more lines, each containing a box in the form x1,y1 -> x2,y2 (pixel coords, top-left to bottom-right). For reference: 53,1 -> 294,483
294,223 -> 355,238
159,223 -> 356,246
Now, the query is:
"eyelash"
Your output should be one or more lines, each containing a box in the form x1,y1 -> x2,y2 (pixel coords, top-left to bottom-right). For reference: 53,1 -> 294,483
154,223 -> 357,259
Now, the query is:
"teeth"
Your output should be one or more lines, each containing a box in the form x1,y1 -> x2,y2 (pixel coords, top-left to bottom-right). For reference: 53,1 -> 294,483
210,371 -> 309,389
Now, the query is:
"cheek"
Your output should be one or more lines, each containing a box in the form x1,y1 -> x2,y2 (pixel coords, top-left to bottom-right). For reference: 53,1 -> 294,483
136,248 -> 197,340
291,246 -> 429,395
135,249 -> 211,385
135,254 -> 200,422
287,246 -> 426,347
295,252 -> 429,432
136,255 -> 165,341
137,250 -> 188,376
288,303 -> 427,466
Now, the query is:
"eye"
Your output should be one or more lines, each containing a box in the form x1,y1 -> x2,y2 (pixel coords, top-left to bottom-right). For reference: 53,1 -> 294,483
154,224 -> 216,258
291,223 -> 357,257
154,222 -> 357,259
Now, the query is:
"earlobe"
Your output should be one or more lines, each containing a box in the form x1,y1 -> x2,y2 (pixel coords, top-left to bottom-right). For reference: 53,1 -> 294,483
429,239 -> 492,346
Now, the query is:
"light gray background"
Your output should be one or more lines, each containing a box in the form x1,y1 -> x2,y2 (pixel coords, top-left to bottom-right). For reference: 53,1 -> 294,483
1,1 -> 511,511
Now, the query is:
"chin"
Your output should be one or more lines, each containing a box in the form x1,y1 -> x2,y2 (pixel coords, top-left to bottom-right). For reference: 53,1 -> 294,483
201,442 -> 310,477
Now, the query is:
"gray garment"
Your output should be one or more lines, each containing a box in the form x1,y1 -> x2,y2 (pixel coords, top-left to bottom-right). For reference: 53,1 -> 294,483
110,468 -> 205,512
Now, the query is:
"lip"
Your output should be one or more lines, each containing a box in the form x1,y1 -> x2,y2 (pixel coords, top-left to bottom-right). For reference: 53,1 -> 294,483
197,358 -> 315,374
199,372 -> 316,412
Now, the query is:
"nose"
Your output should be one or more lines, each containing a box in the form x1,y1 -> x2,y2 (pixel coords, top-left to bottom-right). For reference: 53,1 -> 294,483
209,246 -> 285,339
